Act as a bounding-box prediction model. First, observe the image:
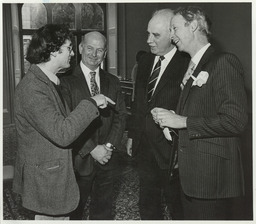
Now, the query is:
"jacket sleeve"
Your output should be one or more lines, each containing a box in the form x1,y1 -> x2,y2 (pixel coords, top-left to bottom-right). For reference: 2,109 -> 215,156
18,83 -> 99,148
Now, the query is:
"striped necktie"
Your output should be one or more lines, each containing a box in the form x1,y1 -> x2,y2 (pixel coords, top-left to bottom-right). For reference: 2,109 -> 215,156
180,60 -> 195,90
90,71 -> 100,96
147,55 -> 165,101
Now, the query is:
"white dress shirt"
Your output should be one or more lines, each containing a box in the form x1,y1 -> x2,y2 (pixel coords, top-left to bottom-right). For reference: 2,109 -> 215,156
151,47 -> 177,94
191,43 -> 211,69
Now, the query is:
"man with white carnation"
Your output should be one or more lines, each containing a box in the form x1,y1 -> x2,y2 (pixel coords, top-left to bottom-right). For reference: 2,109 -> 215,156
151,6 -> 248,220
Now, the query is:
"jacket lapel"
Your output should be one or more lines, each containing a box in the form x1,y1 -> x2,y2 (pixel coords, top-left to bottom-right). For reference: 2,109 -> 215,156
178,46 -> 215,113
50,82 -> 68,116
152,51 -> 181,98
32,65 -> 68,116
99,69 -> 109,95
74,65 -> 92,97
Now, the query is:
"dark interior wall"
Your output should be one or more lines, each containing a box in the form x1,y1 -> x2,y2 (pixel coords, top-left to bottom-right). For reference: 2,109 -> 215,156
211,3 -> 252,93
119,2 -> 252,95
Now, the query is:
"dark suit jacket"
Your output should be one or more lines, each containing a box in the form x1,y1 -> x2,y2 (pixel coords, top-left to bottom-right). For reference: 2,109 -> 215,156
177,46 -> 248,199
13,65 -> 99,215
128,50 -> 190,169
60,65 -> 127,176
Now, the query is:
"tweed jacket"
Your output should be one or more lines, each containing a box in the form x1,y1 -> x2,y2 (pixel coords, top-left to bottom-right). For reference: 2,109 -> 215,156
60,65 -> 127,176
13,65 -> 99,215
177,46 -> 248,199
128,50 -> 190,169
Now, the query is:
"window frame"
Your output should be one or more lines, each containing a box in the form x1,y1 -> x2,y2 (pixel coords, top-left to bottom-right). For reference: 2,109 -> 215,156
18,3 -> 107,77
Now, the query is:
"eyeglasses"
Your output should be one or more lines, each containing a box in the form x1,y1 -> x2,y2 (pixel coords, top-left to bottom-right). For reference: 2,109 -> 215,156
62,45 -> 73,53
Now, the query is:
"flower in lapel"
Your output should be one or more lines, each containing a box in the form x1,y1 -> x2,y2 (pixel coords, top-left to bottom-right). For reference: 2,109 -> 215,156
191,71 -> 209,87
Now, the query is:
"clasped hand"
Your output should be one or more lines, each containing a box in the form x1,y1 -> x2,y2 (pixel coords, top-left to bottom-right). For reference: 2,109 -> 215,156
151,107 -> 187,129
90,144 -> 113,165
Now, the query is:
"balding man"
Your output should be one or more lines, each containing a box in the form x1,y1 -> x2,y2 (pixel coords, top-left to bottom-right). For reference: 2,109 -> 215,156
60,31 -> 127,220
126,9 -> 189,219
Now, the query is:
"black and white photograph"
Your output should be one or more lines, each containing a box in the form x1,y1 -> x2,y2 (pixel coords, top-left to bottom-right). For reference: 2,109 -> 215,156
1,0 -> 254,223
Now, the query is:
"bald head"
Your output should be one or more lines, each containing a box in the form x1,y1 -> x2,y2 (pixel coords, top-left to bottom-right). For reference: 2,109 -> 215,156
151,8 -> 174,28
82,31 -> 107,49
79,31 -> 107,70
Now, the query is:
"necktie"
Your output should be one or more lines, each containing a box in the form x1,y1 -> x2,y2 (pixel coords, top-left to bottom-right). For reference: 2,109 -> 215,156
90,71 -> 100,96
147,55 -> 165,101
180,60 -> 195,90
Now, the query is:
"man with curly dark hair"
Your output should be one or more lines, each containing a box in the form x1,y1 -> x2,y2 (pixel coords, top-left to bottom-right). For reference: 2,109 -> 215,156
13,24 -> 115,220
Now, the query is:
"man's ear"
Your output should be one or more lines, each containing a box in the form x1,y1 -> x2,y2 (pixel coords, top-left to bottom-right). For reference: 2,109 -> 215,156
190,20 -> 198,33
103,49 -> 107,58
50,51 -> 58,57
169,27 -> 174,40
79,43 -> 83,54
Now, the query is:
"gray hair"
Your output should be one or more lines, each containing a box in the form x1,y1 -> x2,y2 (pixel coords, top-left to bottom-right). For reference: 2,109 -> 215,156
174,6 -> 212,37
152,8 -> 174,28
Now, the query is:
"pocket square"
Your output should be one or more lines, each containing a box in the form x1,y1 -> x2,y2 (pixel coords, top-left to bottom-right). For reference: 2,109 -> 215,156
163,127 -> 172,141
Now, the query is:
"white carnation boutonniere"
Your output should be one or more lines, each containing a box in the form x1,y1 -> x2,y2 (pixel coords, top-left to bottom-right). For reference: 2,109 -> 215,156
191,71 -> 209,87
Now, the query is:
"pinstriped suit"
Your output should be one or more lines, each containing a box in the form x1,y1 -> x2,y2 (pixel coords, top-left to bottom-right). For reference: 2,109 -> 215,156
177,46 -> 248,201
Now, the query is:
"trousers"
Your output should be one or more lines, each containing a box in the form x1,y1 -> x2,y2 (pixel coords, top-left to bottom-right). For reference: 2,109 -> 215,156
135,138 -> 183,220
70,165 -> 115,220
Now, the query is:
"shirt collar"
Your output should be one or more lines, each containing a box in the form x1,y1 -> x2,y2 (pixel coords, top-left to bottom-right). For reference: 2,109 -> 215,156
80,61 -> 99,77
191,43 -> 211,67
156,46 -> 177,62
37,64 -> 60,85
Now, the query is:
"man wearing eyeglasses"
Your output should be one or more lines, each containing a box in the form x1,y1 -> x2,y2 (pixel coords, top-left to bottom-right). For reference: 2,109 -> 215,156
60,31 -> 127,220
13,24 -> 115,220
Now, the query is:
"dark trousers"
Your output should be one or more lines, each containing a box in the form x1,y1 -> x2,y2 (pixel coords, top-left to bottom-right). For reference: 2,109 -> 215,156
70,166 -> 115,220
181,190 -> 237,220
136,146 -> 183,220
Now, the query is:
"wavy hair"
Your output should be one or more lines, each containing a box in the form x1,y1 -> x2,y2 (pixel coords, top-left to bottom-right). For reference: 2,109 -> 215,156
174,6 -> 212,38
26,24 -> 73,64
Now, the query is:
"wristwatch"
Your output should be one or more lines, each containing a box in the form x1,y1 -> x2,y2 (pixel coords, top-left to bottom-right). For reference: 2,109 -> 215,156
105,142 -> 116,151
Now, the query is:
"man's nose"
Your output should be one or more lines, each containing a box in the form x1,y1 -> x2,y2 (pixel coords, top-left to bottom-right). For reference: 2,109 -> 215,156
92,50 -> 97,57
147,34 -> 153,44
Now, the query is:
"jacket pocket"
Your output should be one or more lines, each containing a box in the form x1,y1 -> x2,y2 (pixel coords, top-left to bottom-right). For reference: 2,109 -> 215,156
197,139 -> 230,159
38,159 -> 63,171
